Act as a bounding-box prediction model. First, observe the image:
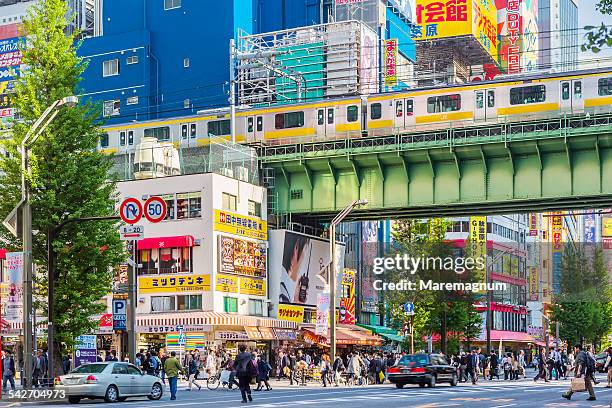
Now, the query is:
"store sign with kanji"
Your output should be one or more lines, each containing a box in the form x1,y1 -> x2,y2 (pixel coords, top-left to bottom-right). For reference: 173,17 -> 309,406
139,274 -> 211,293
213,209 -> 268,240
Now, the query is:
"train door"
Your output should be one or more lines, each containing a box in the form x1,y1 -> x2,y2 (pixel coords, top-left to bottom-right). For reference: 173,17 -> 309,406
246,115 -> 265,143
393,98 -> 416,129
474,89 -> 496,121
181,123 -> 197,146
560,79 -> 584,113
315,107 -> 335,138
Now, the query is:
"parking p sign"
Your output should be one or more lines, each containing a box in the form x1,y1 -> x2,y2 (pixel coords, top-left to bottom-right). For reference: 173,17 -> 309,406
113,299 -> 127,331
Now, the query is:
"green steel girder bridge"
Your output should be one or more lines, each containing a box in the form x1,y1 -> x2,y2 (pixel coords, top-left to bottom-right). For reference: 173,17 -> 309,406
258,114 -> 612,222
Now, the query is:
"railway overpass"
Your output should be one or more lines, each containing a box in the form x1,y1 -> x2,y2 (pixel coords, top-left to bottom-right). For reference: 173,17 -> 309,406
257,114 -> 612,222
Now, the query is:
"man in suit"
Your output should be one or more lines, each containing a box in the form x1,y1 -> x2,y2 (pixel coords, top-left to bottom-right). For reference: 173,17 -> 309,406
32,350 -> 48,388
466,349 -> 479,385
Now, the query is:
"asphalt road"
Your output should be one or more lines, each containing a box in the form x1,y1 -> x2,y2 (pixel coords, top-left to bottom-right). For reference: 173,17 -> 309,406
3,375 -> 612,408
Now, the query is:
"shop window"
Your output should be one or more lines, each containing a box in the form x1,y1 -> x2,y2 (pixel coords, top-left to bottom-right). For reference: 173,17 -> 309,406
138,246 -> 192,275
224,297 -> 238,313
248,299 -> 263,316
162,194 -> 175,220
177,192 -> 201,219
177,294 -> 202,311
222,192 -> 237,211
151,296 -> 175,312
248,200 -> 261,217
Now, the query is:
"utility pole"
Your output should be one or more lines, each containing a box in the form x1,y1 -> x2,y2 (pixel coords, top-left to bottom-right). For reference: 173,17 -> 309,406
329,224 -> 336,363
21,153 -> 32,388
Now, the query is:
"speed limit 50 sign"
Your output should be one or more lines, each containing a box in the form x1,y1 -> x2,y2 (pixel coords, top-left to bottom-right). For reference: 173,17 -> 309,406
119,196 -> 167,224
144,196 -> 167,223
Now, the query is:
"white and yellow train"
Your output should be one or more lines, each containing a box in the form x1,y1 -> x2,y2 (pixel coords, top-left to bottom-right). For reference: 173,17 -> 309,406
100,67 -> 612,155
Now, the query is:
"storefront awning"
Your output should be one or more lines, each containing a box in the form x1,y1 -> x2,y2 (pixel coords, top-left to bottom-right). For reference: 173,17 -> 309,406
336,325 -> 382,346
380,333 -> 406,343
136,311 -> 297,331
137,235 -> 195,250
357,323 -> 398,336
477,330 -> 537,343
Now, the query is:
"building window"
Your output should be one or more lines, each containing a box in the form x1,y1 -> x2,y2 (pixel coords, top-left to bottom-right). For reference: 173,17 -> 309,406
248,200 -> 261,217
126,55 -> 138,65
223,297 -> 238,313
103,100 -> 120,117
427,94 -> 461,113
183,57 -> 190,68
144,126 -> 170,141
222,193 -> 237,211
126,96 -> 139,105
151,296 -> 175,312
275,111 -> 304,129
138,246 -> 192,275
248,299 -> 263,316
370,103 -> 382,119
103,59 -> 119,77
164,0 -> 181,9
162,193 -> 175,220
120,131 -> 126,146
100,133 -> 109,148
176,192 -> 201,219
510,85 -> 546,105
208,120 -> 231,136
177,294 -> 202,311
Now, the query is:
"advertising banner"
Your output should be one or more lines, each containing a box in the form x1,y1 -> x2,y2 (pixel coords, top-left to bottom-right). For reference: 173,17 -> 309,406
584,213 -> 596,243
278,304 -> 305,323
112,263 -> 129,294
213,209 -> 267,240
4,252 -> 23,322
529,214 -> 538,237
496,0 -> 538,73
74,335 -> 97,368
339,269 -> 356,324
218,235 -> 267,278
361,221 -> 379,313
529,267 -> 539,301
138,274 -> 211,293
215,274 -> 239,293
239,277 -> 266,296
316,293 -> 330,336
384,39 -> 398,87
603,217 -> 612,237
552,214 -> 563,295
469,216 -> 487,292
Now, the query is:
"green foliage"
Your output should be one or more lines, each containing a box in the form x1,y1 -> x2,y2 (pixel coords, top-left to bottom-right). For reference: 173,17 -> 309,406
0,0 -> 124,353
583,2 -> 612,53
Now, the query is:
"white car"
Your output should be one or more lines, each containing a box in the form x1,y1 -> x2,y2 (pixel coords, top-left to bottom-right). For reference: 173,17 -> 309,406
55,362 -> 163,404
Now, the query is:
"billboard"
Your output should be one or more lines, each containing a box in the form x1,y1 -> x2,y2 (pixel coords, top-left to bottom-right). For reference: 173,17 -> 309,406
413,0 -> 498,60
496,0 -> 538,73
529,213 -> 538,237
529,266 -> 538,301
213,209 -> 267,240
268,230 -> 345,308
339,268 -> 356,324
584,213 -> 596,243
4,252 -> 23,322
552,214 -> 563,295
361,221 -> 379,313
217,235 -> 267,278
469,216 -> 488,292
138,274 -> 211,293
384,39 -> 399,87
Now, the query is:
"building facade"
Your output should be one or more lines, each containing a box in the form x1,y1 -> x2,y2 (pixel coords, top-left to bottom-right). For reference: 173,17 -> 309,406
538,0 -> 578,71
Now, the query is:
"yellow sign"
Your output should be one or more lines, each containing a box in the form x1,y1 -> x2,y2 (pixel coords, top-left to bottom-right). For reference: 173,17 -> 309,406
413,0 -> 498,60
215,274 -> 238,293
213,209 -> 268,240
278,304 -> 305,323
240,277 -> 266,297
139,274 -> 211,293
469,216 -> 487,292
384,39 -> 398,87
604,217 -> 612,238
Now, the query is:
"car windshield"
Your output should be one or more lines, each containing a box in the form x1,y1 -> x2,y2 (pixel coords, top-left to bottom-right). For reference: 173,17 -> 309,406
398,354 -> 429,366
69,363 -> 107,374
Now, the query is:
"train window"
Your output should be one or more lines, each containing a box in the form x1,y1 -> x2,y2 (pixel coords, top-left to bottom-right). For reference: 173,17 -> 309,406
256,116 -> 263,131
120,131 -> 126,146
509,85 -> 546,105
487,90 -> 495,107
407,100 -> 414,116
395,101 -> 403,117
561,82 -> 570,100
181,124 -> 188,139
476,92 -> 484,109
190,124 -> 196,138
274,111 -> 304,129
347,105 -> 359,122
371,103 -> 382,119
598,77 -> 612,96
574,81 -> 582,99
100,133 -> 109,148
427,94 -> 461,113
208,120 -> 231,136
327,108 -> 334,124
317,109 -> 324,125
247,117 -> 254,132
144,126 -> 170,141
128,131 -> 134,145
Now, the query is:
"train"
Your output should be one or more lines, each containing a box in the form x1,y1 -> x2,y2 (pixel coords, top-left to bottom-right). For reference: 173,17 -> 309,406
101,67 -> 612,158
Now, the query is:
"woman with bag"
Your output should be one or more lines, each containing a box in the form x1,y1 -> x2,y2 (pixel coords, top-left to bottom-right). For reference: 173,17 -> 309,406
320,355 -> 331,387
187,353 -> 202,391
256,353 -> 272,391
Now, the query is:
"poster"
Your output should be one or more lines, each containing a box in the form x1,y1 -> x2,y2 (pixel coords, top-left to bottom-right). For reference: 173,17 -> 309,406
316,293 -> 330,336
112,263 -> 129,294
529,214 -> 538,237
339,269 -> 356,324
603,217 -> 612,237
213,209 -> 267,240
218,235 -> 267,278
74,335 -> 97,368
552,213 -> 563,295
138,274 -> 211,293
584,213 -> 596,243
4,252 -> 23,322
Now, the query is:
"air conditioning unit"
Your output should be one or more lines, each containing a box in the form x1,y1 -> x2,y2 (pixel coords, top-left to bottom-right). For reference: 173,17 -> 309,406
236,166 -> 249,182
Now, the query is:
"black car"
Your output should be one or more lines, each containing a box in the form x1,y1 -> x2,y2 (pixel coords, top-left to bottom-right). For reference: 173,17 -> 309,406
387,353 -> 458,389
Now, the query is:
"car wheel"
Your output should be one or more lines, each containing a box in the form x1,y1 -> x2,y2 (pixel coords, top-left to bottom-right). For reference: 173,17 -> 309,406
395,383 -> 404,389
68,396 -> 81,404
450,374 -> 458,386
104,385 -> 119,403
428,375 -> 436,388
148,382 -> 163,400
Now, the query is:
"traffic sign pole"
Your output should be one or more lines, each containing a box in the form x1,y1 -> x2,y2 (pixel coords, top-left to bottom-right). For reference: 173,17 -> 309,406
127,240 -> 137,364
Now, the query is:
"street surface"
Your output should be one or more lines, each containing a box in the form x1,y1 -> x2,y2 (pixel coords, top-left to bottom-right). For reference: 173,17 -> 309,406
3,374 -> 612,408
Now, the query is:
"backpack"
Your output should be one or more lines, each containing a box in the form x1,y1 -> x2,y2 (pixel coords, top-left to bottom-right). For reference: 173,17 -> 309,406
248,359 -> 259,378
150,357 -> 159,370
586,353 -> 596,374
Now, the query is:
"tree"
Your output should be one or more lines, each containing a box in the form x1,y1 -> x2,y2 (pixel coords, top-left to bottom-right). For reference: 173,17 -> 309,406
0,0 -> 124,370
584,1 -> 612,53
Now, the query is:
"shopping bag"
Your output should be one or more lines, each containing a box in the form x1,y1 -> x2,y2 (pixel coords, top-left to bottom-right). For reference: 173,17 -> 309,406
379,371 -> 385,382
220,370 -> 231,383
571,377 -> 586,392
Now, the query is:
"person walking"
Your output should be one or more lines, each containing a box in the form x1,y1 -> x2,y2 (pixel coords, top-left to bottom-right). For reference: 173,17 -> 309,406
235,344 -> 255,404
488,352 -> 499,380
467,350 -> 478,385
459,352 -> 468,382
551,348 -> 562,380
332,354 -> 345,386
586,346 -> 600,385
562,344 -> 596,401
164,351 -> 184,401
187,353 -> 202,391
2,350 -> 16,391
32,350 -> 47,388
105,350 -> 118,362
256,353 -> 272,391
518,350 -> 526,379
143,352 -> 156,376
604,347 -> 612,387
534,349 -> 549,382
320,355 -> 331,387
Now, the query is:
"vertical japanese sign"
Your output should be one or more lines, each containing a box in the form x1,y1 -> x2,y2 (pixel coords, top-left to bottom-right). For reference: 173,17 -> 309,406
316,293 -> 330,336
584,213 -> 596,243
339,269 -> 356,324
4,252 -> 23,322
384,39 -> 398,87
469,216 -> 487,293
529,267 -> 539,301
505,0 -> 521,73
529,213 -> 538,237
74,335 -> 97,368
552,214 -> 563,295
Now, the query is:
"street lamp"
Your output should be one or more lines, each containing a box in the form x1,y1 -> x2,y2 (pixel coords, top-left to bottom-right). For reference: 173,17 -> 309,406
20,96 -> 78,388
329,199 -> 368,364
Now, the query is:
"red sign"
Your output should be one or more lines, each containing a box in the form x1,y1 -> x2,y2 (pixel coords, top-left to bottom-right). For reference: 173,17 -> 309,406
506,0 -> 521,73
604,238 -> 612,250
119,198 -> 143,225
143,196 -> 167,223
